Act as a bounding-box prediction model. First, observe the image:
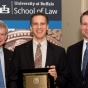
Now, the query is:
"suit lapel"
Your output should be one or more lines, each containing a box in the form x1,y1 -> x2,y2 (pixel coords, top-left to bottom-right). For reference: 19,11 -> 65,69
76,41 -> 83,76
24,40 -> 54,68
75,40 -> 88,77
24,40 -> 35,69
45,41 -> 54,67
3,48 -> 8,78
3,48 -> 11,80
76,40 -> 88,77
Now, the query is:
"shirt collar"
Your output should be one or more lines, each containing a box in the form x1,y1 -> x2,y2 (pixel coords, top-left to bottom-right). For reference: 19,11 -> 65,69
83,39 -> 88,46
0,47 -> 3,53
33,39 -> 47,46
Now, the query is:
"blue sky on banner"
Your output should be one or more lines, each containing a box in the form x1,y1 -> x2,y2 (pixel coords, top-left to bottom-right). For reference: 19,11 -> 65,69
0,0 -> 62,29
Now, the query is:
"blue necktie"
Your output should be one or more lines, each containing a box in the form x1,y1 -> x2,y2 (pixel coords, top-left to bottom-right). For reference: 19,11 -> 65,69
82,42 -> 88,77
0,59 -> 5,88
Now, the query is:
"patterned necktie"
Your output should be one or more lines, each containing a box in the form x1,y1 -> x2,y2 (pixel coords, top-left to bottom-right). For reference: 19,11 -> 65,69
35,43 -> 42,68
0,59 -> 5,88
82,42 -> 88,77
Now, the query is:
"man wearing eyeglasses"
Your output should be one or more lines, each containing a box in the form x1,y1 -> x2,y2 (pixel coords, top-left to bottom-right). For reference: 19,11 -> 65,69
0,21 -> 13,88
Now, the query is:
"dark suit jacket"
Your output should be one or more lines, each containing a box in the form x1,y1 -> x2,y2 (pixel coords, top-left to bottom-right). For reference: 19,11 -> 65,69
3,48 -> 13,88
11,40 -> 67,88
67,40 -> 88,88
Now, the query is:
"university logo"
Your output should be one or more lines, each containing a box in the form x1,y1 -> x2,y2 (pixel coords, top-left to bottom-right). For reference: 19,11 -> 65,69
0,5 -> 10,14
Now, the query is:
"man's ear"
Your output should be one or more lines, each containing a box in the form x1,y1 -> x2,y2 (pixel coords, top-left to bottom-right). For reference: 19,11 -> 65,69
80,24 -> 82,31
30,26 -> 33,37
5,35 -> 8,41
47,25 -> 49,30
30,26 -> 32,31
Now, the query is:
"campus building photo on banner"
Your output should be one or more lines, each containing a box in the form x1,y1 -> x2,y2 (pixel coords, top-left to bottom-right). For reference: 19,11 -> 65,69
0,0 -> 62,51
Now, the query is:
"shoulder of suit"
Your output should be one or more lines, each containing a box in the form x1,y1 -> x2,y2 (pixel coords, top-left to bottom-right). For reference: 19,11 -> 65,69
3,47 -> 13,52
3,48 -> 13,58
67,40 -> 83,50
15,40 -> 32,48
47,40 -> 65,50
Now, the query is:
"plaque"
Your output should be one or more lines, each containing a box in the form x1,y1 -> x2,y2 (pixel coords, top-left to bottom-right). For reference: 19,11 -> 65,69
18,68 -> 54,88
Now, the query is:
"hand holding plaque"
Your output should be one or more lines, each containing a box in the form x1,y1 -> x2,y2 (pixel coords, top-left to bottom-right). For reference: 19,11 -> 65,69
48,65 -> 57,81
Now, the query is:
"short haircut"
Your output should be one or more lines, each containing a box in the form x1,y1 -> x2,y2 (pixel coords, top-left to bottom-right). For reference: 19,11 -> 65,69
30,12 -> 49,25
0,20 -> 8,34
80,10 -> 88,23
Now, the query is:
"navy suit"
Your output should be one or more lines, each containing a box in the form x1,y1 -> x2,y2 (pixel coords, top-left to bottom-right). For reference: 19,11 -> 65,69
3,48 -> 13,88
11,40 -> 67,88
67,40 -> 88,88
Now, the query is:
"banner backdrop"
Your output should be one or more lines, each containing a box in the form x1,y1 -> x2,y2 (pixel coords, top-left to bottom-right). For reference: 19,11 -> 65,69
0,0 -> 62,50
0,0 -> 61,29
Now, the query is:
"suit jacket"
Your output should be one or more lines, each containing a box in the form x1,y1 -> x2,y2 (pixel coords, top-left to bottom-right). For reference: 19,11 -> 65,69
11,40 -> 67,88
67,40 -> 88,88
3,48 -> 13,88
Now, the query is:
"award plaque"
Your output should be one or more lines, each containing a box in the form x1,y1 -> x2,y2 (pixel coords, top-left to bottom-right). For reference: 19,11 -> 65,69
18,68 -> 54,88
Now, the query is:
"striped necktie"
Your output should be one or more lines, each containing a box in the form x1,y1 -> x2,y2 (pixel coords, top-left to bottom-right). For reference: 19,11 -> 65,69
82,42 -> 88,77
35,43 -> 42,68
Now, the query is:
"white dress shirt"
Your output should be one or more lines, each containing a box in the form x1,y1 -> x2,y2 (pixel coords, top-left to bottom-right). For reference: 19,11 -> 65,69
33,39 -> 47,68
0,47 -> 6,88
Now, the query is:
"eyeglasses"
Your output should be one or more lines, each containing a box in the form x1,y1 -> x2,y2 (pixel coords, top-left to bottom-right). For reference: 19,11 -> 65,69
0,33 -> 6,37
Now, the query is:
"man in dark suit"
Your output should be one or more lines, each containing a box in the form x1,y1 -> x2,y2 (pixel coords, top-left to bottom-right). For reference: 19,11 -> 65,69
67,10 -> 88,88
0,21 -> 13,88
11,12 -> 67,88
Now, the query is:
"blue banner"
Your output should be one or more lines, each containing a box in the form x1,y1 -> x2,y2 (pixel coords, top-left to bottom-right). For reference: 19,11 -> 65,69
0,0 -> 61,29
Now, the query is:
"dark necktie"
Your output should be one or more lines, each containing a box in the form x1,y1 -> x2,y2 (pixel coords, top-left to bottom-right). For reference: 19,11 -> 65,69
35,43 -> 42,68
0,59 -> 5,88
82,42 -> 88,77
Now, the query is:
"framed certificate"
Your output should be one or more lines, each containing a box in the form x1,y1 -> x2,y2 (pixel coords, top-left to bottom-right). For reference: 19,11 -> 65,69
18,68 -> 54,88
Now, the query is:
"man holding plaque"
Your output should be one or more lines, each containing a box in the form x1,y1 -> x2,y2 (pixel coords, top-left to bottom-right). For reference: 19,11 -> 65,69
11,12 -> 67,88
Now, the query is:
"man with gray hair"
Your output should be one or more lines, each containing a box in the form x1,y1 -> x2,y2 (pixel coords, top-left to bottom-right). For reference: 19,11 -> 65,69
0,20 -> 13,88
